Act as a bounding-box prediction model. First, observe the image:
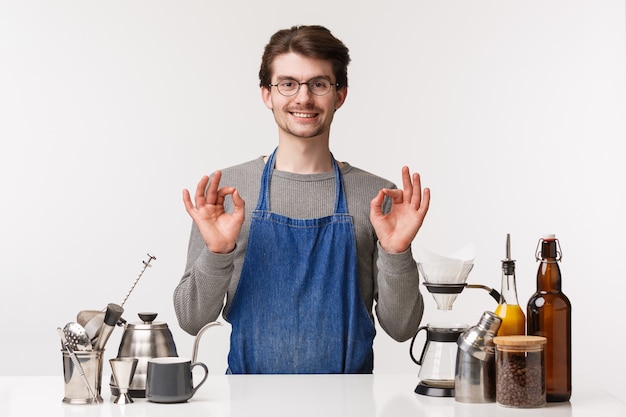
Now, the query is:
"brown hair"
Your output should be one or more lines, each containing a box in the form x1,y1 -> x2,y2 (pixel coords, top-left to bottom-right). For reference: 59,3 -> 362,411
259,25 -> 351,90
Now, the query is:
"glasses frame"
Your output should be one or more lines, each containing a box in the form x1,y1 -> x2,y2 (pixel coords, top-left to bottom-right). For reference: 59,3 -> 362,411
269,77 -> 339,97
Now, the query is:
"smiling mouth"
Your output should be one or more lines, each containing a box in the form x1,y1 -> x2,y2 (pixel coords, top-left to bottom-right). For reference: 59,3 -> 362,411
291,112 -> 318,119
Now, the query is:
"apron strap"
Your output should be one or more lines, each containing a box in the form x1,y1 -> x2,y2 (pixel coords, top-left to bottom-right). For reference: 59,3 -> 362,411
256,147 -> 348,215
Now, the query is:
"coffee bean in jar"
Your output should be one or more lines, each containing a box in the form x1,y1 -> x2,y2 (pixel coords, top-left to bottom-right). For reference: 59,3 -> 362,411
493,335 -> 547,408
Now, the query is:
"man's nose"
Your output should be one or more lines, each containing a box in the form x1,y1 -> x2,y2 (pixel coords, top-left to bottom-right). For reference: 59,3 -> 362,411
294,82 -> 313,100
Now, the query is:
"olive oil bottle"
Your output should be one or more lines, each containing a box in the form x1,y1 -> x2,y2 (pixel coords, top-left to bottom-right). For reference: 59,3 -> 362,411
494,234 -> 525,336
527,234 -> 572,402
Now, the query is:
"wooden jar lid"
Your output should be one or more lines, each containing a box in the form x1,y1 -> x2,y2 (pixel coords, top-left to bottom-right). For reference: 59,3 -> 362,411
493,335 -> 547,346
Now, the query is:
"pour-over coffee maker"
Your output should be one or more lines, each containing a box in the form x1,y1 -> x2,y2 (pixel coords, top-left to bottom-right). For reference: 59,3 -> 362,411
410,245 -> 499,397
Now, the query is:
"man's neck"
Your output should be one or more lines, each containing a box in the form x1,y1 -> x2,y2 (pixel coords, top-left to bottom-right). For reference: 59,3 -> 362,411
268,136 -> 340,174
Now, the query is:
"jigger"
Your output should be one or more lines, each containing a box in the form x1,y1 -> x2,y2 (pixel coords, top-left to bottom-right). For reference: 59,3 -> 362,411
109,358 -> 138,404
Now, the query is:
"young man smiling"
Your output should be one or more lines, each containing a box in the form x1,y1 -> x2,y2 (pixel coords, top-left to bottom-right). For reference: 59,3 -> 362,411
174,25 -> 430,374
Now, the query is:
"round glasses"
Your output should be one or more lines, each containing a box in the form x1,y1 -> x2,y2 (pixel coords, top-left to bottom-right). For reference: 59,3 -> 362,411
269,78 -> 338,97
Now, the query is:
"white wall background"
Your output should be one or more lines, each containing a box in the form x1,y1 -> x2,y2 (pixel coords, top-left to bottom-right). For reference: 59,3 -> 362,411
1,0 -> 625,403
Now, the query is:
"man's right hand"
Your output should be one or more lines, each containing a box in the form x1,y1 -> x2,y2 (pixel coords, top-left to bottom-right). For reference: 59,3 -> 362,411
182,170 -> 245,254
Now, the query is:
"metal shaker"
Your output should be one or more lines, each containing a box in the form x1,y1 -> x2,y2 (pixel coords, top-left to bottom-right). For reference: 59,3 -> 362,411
454,311 -> 502,403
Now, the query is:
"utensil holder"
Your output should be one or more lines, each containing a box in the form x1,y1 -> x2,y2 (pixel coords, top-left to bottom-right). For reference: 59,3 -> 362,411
61,349 -> 104,404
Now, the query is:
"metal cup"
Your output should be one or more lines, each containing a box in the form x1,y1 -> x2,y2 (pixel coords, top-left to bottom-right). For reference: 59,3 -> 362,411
61,349 -> 104,404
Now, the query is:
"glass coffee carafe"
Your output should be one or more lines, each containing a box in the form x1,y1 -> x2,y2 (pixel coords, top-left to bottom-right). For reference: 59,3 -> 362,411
410,323 -> 468,397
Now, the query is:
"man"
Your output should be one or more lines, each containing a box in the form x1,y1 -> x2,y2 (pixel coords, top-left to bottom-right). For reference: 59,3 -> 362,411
174,25 -> 430,374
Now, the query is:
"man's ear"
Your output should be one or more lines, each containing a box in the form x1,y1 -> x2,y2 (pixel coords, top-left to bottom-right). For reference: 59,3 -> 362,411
261,86 -> 273,110
335,87 -> 348,110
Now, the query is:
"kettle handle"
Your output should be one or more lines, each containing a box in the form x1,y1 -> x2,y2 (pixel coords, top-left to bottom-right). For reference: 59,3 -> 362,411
409,326 -> 428,366
191,321 -> 224,364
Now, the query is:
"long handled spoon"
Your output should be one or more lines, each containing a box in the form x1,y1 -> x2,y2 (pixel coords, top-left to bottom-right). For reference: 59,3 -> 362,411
120,253 -> 156,308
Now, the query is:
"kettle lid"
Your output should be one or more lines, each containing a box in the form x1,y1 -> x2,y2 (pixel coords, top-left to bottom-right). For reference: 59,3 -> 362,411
126,312 -> 169,330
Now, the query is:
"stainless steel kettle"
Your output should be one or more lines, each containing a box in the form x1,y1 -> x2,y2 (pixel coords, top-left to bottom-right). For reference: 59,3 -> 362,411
110,312 -> 178,398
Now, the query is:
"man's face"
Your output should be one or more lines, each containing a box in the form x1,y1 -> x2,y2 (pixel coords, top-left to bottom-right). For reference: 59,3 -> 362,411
262,52 -> 347,141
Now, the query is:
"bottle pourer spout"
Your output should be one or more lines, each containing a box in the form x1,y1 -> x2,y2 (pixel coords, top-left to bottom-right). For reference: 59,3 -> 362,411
502,233 -> 515,275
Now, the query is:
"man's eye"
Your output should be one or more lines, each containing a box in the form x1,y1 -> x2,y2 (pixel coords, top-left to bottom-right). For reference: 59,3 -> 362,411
280,80 -> 296,88
312,80 -> 329,89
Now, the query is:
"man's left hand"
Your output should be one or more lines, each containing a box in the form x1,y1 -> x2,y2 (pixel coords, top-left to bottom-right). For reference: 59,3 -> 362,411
370,166 -> 431,254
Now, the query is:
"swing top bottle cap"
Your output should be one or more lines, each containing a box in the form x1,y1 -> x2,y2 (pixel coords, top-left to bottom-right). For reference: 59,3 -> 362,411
543,234 -> 556,240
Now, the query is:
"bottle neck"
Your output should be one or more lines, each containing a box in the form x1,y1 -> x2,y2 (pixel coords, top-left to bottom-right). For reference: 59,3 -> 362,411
537,240 -> 562,291
499,261 -> 520,305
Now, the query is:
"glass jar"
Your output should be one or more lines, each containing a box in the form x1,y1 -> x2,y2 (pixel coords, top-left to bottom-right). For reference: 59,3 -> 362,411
493,335 -> 547,408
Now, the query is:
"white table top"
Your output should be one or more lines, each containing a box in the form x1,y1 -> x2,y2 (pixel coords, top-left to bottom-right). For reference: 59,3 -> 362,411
1,374 -> 624,417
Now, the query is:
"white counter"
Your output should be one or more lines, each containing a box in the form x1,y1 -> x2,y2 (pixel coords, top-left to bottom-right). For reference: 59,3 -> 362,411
1,374 -> 624,417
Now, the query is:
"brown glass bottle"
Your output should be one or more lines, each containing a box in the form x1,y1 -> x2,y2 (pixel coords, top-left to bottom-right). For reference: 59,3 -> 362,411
527,235 -> 572,402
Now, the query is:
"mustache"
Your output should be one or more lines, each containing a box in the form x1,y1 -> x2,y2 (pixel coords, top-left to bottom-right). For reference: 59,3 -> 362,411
286,104 -> 318,112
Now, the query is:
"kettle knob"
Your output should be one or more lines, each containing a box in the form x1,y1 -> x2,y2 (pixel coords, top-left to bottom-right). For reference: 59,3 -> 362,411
138,312 -> 158,323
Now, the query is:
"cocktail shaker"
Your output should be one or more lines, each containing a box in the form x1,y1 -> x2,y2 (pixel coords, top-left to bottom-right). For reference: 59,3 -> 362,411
454,311 -> 501,403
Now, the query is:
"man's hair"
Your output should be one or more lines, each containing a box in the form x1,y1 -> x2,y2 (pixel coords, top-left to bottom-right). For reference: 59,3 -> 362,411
259,25 -> 351,90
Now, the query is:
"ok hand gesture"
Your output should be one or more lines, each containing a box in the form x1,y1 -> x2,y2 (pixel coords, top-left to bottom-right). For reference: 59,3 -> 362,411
370,167 -> 430,254
182,170 -> 245,254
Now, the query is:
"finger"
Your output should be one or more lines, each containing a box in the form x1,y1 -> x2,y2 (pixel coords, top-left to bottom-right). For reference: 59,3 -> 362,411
401,166 -> 413,201
370,190 -> 385,219
231,188 -> 245,209
419,187 -> 431,215
182,189 -> 195,214
410,172 -> 422,209
204,170 -> 222,204
231,189 -> 246,217
215,186 -> 238,206
382,188 -> 404,203
194,175 -> 210,206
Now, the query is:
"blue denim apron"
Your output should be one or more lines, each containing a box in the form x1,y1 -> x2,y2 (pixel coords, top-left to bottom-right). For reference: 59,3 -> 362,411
226,148 -> 376,374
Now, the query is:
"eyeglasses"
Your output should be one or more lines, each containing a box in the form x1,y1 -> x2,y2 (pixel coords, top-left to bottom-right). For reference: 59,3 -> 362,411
269,77 -> 339,97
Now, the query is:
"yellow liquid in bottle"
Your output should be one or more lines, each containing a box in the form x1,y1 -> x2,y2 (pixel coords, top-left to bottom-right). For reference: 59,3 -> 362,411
494,303 -> 526,336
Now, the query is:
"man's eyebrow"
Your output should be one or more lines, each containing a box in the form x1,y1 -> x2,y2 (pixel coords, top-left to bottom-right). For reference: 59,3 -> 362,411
274,75 -> 332,81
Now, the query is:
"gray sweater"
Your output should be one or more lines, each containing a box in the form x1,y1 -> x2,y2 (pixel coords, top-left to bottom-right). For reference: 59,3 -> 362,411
173,156 -> 424,342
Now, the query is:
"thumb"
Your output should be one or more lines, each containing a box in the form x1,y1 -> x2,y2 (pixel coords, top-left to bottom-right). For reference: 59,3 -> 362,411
369,190 -> 385,220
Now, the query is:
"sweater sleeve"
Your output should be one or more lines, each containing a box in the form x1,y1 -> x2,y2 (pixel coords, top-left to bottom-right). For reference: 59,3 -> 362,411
173,223 -> 233,335
373,242 -> 424,342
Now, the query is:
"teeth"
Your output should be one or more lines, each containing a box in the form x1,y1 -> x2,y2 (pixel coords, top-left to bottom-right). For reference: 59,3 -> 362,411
292,112 -> 316,118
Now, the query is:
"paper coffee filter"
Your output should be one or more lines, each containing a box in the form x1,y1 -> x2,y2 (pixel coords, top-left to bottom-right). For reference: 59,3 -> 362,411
415,244 -> 476,284
418,262 -> 474,284
415,243 -> 476,264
